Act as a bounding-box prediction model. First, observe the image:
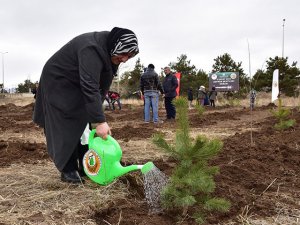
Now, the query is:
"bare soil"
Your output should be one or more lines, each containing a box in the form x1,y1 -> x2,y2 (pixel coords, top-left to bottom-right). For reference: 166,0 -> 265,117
0,99 -> 299,224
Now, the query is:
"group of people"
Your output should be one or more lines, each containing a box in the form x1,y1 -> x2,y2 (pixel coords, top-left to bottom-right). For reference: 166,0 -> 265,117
140,64 -> 178,124
188,86 -> 218,108
30,26 -> 225,185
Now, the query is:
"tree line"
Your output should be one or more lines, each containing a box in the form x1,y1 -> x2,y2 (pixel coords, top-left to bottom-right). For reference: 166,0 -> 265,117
17,53 -> 300,98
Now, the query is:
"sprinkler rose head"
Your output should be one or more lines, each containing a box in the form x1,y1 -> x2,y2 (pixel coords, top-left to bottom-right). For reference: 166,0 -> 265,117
141,162 -> 155,174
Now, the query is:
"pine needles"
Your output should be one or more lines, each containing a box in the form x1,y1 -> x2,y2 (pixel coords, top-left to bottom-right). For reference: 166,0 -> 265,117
271,98 -> 296,130
152,97 -> 230,224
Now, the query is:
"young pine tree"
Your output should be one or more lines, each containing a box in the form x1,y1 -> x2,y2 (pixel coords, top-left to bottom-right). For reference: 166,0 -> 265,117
194,104 -> 205,116
271,98 -> 296,130
153,97 -> 230,224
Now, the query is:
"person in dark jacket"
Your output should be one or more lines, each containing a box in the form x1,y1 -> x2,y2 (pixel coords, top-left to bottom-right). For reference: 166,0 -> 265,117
31,82 -> 39,111
187,88 -> 193,109
209,86 -> 217,107
33,27 -> 139,184
140,64 -> 164,123
162,66 -> 178,120
31,82 -> 39,99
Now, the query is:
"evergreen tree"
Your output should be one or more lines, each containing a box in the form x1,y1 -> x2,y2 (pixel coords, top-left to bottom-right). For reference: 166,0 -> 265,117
252,56 -> 300,96
252,69 -> 270,92
169,54 -> 197,77
120,58 -> 144,96
167,54 -> 207,96
196,69 -> 209,88
271,98 -> 296,130
16,79 -> 35,93
153,97 -> 230,224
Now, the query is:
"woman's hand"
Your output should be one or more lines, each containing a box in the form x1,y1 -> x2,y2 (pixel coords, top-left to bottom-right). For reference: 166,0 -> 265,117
95,122 -> 111,139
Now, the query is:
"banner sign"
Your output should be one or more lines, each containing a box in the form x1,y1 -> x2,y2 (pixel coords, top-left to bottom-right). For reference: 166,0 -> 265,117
271,69 -> 279,102
209,72 -> 239,91
175,72 -> 181,96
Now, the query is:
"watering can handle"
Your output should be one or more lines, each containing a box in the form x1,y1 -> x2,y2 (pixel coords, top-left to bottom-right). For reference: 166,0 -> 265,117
88,129 -> 113,144
88,129 -> 97,144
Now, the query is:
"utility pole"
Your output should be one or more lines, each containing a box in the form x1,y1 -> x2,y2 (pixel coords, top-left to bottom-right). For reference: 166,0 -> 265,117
282,19 -> 285,58
0,52 -> 8,93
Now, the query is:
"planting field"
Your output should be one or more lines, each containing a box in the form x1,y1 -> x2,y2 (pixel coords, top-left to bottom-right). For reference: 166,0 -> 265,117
0,96 -> 299,225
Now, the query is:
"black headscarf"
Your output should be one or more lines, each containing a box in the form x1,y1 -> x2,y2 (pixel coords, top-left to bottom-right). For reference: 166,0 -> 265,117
107,27 -> 139,57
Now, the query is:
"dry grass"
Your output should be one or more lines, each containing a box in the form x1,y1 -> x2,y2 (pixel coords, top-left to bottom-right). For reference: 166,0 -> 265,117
0,161 -> 133,224
122,93 -> 300,109
121,98 -> 144,107
215,92 -> 300,108
0,94 -> 34,106
224,204 -> 300,225
1,93 -> 299,108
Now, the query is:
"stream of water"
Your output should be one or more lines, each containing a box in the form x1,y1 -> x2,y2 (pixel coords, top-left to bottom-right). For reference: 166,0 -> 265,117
143,165 -> 168,214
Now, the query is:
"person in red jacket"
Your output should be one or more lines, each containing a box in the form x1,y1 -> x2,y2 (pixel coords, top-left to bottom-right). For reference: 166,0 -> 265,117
108,91 -> 122,110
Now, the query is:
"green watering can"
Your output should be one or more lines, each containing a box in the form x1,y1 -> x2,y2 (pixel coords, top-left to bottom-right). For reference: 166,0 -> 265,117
82,129 -> 154,185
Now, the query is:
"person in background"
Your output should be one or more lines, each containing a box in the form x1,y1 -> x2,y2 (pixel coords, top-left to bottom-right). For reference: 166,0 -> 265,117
140,64 -> 164,123
250,88 -> 257,109
197,85 -> 207,106
108,90 -> 122,110
162,66 -> 178,121
187,87 -> 193,109
33,27 -> 139,184
31,82 -> 39,99
31,82 -> 39,111
104,92 -> 112,110
209,86 -> 217,107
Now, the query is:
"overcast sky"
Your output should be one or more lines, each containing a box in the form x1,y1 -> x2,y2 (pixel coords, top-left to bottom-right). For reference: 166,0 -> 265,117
1,0 -> 299,88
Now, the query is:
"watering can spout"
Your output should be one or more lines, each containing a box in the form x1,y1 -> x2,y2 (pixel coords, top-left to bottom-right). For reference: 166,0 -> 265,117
141,162 -> 155,174
114,162 -> 154,178
114,164 -> 143,178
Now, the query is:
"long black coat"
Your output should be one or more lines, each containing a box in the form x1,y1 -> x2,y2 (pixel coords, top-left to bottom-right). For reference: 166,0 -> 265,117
33,31 -> 115,171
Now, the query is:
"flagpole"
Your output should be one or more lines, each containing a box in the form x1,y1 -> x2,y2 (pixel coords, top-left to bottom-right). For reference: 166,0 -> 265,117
282,19 -> 285,58
247,39 -> 254,147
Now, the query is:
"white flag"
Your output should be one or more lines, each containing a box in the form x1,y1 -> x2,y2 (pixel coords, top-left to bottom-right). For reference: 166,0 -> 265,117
271,69 -> 279,102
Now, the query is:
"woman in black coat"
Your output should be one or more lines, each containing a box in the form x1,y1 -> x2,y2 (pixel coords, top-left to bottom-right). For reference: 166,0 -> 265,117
33,27 -> 139,183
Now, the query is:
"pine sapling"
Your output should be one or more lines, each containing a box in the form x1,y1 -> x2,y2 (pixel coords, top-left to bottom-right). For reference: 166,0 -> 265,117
271,98 -> 296,130
153,97 -> 230,224
195,104 -> 205,116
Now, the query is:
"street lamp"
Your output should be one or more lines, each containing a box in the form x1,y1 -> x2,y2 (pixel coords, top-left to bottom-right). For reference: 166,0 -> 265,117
1,52 -> 8,93
282,19 -> 285,58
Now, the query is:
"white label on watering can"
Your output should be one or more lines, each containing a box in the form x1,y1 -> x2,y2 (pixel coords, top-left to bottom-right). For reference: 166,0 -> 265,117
83,149 -> 102,176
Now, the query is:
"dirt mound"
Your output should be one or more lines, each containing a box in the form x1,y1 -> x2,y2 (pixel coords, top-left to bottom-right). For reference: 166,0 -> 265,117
0,140 -> 48,167
112,124 -> 155,141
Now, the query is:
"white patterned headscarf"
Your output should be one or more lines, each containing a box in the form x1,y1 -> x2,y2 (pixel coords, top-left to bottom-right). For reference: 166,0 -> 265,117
107,27 -> 139,57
